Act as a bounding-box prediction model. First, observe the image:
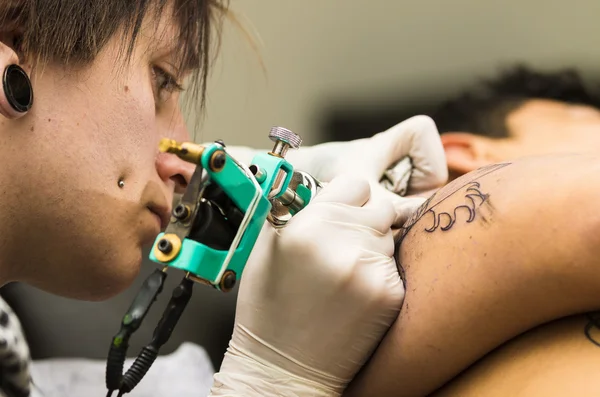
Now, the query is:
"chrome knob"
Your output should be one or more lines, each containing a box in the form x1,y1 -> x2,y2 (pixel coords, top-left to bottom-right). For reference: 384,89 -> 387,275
269,126 -> 302,157
269,126 -> 302,148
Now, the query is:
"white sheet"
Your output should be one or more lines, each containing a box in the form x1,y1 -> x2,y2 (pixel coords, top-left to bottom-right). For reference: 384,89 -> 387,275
30,342 -> 215,397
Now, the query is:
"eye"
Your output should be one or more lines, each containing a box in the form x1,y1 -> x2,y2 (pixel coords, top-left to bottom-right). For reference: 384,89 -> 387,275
151,66 -> 184,104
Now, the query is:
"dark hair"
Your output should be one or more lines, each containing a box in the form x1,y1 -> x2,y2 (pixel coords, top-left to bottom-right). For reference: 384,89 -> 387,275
431,65 -> 600,138
0,0 -> 229,111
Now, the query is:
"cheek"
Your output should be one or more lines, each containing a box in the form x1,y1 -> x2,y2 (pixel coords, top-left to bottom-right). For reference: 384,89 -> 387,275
20,74 -> 163,220
102,81 -> 158,157
38,74 -> 157,158
75,79 -> 159,184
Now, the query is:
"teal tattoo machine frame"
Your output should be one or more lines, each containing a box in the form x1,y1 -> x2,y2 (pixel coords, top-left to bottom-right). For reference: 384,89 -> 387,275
105,127 -> 322,397
150,127 -> 317,290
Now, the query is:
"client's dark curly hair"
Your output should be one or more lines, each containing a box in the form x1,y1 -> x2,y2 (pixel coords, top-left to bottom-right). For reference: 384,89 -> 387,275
432,65 -> 600,138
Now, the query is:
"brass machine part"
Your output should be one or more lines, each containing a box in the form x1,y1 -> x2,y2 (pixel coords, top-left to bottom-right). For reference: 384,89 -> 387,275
153,233 -> 183,263
186,270 -> 237,292
159,138 -> 205,164
186,273 -> 214,288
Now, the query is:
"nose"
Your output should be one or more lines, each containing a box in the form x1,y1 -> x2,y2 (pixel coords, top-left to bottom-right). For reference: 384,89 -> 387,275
156,107 -> 194,194
155,151 -> 196,194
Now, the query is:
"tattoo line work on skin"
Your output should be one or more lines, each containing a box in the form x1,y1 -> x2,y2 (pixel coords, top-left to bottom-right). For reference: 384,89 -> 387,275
395,163 -> 511,281
397,162 -> 511,244
424,182 -> 488,232
584,311 -> 600,347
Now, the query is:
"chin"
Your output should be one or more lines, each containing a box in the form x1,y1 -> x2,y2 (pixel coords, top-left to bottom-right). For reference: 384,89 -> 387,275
84,251 -> 144,302
28,247 -> 145,302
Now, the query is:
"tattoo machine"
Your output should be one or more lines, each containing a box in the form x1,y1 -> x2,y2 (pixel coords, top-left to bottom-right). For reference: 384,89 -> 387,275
105,127 -> 323,397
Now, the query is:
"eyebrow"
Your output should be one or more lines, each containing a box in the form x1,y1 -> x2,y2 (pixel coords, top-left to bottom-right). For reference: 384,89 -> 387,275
148,43 -> 195,78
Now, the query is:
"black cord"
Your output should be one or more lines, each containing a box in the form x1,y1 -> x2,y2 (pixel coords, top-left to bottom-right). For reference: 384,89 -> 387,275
105,269 -> 167,392
116,277 -> 195,395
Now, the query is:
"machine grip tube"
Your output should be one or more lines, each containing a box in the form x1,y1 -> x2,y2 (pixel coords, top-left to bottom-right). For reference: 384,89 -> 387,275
150,277 -> 194,347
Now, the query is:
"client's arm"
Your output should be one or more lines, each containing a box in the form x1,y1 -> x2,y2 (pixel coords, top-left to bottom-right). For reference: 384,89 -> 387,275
344,153 -> 600,397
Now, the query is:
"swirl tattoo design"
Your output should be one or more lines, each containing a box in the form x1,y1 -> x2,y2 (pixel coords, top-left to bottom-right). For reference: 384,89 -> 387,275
423,182 -> 489,232
397,162 -> 511,245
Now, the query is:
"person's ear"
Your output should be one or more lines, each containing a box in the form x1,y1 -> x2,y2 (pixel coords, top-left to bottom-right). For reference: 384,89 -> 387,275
0,25 -> 33,119
440,132 -> 495,176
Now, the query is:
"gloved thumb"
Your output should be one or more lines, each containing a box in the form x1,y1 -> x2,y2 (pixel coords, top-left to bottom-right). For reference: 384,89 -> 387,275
370,182 -> 427,227
311,174 -> 371,207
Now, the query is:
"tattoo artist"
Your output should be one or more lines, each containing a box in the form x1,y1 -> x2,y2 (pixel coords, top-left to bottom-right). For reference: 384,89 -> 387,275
0,2 -> 448,396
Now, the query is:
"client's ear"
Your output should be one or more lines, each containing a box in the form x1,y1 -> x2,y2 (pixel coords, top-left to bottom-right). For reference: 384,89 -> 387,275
440,133 -> 494,176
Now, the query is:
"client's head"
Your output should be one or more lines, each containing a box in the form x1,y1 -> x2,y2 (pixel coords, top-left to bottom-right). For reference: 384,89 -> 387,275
432,65 -> 600,179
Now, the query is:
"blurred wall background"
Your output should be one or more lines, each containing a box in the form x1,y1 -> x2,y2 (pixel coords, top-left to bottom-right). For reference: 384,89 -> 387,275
5,0 -> 600,372
197,0 -> 600,147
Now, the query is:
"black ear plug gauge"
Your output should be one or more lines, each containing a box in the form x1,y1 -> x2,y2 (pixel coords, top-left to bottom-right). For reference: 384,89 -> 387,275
3,64 -> 33,113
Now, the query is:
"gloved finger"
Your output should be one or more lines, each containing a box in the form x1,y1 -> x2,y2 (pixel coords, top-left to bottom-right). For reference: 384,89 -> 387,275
393,196 -> 429,226
311,174 -> 371,207
369,183 -> 428,227
244,222 -> 276,272
361,191 -> 397,234
371,115 -> 448,193
353,253 -> 404,305
321,219 -> 395,259
375,228 -> 396,258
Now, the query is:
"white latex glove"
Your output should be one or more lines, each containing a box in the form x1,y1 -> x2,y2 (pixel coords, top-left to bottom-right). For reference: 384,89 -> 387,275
209,174 -> 404,397
220,115 -> 448,225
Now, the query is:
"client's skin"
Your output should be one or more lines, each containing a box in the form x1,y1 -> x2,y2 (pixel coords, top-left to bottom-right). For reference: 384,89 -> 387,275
347,153 -> 600,397
344,96 -> 600,396
432,315 -> 600,396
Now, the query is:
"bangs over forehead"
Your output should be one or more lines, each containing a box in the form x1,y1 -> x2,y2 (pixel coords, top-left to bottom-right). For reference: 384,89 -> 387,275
1,0 -> 229,109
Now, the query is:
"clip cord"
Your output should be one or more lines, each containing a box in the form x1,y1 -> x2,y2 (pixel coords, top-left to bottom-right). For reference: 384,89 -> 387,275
105,268 -> 168,395
115,276 -> 195,396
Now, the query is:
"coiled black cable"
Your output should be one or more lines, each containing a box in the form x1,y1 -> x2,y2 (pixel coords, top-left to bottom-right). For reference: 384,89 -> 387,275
119,345 -> 159,393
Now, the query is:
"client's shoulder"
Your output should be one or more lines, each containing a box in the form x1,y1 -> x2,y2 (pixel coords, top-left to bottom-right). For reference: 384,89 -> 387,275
348,153 -> 600,397
426,152 -> 600,215
399,152 -> 600,272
